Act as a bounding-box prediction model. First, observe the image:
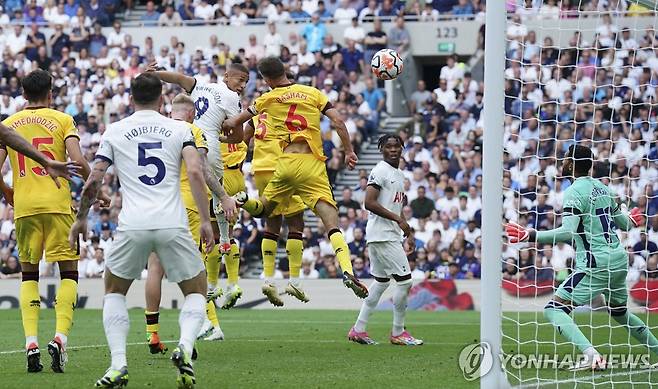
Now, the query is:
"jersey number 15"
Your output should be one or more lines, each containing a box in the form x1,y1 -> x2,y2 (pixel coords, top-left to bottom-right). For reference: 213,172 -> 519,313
17,137 -> 54,177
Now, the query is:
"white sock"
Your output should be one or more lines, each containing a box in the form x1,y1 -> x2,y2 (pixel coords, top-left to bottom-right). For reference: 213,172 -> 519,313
392,280 -> 412,336
583,346 -> 600,363
179,293 -> 206,356
26,336 -> 38,349
55,332 -> 68,347
208,282 -> 217,291
103,293 -> 129,370
354,280 -> 390,332
216,212 -> 230,245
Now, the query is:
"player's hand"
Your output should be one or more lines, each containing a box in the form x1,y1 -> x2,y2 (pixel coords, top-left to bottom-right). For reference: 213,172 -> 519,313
344,151 -> 358,170
95,192 -> 112,208
45,160 -> 81,189
1,185 -> 13,206
629,207 -> 644,227
404,235 -> 415,256
397,217 -> 411,237
505,222 -> 530,243
145,62 -> 164,72
220,194 -> 237,222
68,219 -> 88,250
200,221 -> 214,253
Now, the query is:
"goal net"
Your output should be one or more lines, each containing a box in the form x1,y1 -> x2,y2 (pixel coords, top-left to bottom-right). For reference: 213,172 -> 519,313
487,0 -> 658,387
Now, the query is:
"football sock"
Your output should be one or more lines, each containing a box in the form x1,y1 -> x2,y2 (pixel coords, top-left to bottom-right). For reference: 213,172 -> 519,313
544,301 -> 593,353
145,311 -> 160,335
20,271 -> 40,348
206,301 -> 220,328
354,280 -> 390,332
225,239 -> 240,285
610,307 -> 658,355
262,232 -> 279,280
55,271 -> 78,342
392,279 -> 412,336
205,241 -> 221,288
328,229 -> 353,275
287,232 -> 303,282
243,198 -> 265,217
179,293 -> 206,356
103,293 -> 129,370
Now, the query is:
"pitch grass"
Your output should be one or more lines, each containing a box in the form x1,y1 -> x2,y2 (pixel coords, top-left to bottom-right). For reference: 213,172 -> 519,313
0,310 -> 657,388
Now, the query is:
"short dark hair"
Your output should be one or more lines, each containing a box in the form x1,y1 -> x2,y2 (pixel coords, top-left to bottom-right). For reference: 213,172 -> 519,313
566,144 -> 593,175
257,56 -> 285,80
21,69 -> 52,101
228,62 -> 249,75
377,134 -> 403,150
130,73 -> 162,105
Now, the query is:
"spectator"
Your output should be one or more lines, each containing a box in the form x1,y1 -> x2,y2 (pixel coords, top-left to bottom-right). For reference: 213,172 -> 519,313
244,34 -> 265,61
337,187 -> 361,217
290,0 -> 311,20
439,55 -> 464,91
358,0 -> 378,22
409,80 -> 432,114
388,16 -> 410,54
344,17 -> 366,47
86,248 -> 105,278
361,78 -> 385,124
353,256 -> 371,279
107,21 -> 124,57
178,0 -> 195,21
301,13 -> 327,53
1,255 -> 21,279
363,18 -> 387,63
48,24 -> 70,62
141,1 -> 160,26
452,0 -> 474,16
348,227 -> 367,258
410,186 -> 435,219
300,260 -> 320,279
159,5 -> 182,26
334,0 -> 356,24
230,4 -> 248,26
264,22 -> 283,57
63,0 -> 79,17
194,0 -> 215,21
85,0 -> 110,26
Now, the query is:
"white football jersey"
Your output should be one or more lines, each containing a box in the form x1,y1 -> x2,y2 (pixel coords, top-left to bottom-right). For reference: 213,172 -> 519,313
365,161 -> 406,243
190,80 -> 241,178
96,110 -> 196,231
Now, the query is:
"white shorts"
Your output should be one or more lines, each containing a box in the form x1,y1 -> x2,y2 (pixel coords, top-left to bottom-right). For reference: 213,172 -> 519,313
106,228 -> 205,283
367,240 -> 410,278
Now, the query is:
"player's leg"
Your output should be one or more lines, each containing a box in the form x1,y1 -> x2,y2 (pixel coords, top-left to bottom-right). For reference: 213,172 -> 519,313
96,230 -> 148,387
221,168 -> 244,310
205,208 -> 223,302
350,276 -> 389,345
544,272 -> 605,370
156,228 -> 208,388
44,213 -> 80,373
16,215 -> 44,372
284,211 -> 308,303
144,254 -> 168,355
261,215 -> 284,307
606,269 -> 658,358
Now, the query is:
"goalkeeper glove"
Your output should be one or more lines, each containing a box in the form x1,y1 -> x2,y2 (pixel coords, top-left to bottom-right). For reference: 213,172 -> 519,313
505,222 -> 531,243
629,207 -> 644,227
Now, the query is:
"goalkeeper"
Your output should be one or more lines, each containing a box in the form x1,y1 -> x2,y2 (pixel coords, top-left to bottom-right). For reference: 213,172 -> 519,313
506,144 -> 658,371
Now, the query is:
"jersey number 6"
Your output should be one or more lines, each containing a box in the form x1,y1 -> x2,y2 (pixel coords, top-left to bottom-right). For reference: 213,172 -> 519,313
285,104 -> 308,133
138,142 -> 166,186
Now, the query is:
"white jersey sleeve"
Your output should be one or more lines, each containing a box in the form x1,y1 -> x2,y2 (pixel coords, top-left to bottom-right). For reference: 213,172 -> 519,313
365,161 -> 406,243
96,110 -> 193,231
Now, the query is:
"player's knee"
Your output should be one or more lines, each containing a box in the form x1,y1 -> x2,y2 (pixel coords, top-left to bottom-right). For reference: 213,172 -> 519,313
22,271 -> 39,283
288,231 -> 302,240
544,299 -> 572,318
263,231 -> 279,242
374,276 -> 390,283
392,273 -> 412,285
609,305 -> 627,318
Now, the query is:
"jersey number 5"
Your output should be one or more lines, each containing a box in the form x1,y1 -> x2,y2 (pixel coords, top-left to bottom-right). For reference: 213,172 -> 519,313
138,142 -> 166,186
285,104 -> 308,133
17,137 -> 54,177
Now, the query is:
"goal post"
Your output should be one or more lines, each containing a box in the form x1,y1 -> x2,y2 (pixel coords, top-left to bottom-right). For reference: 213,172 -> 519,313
481,0 -> 508,387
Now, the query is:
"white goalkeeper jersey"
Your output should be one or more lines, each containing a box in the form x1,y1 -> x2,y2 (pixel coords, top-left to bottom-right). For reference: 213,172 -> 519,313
365,161 -> 406,243
95,110 -> 196,231
189,79 -> 241,179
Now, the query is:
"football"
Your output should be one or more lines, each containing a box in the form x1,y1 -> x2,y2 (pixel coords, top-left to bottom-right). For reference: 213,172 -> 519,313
370,49 -> 404,80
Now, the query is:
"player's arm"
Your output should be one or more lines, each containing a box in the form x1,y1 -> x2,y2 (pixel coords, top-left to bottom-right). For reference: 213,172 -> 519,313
611,200 -> 643,231
69,159 -> 111,248
65,137 -> 91,180
506,213 -> 580,244
364,183 -> 411,237
324,107 -> 358,169
0,149 -> 12,205
198,147 -> 236,221
222,108 -> 254,137
146,63 -> 196,94
183,144 -> 215,252
220,124 -> 244,144
0,124 -> 80,188
243,120 -> 255,146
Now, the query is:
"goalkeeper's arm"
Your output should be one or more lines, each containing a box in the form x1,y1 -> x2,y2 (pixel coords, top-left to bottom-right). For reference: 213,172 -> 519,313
533,213 -> 580,244
612,202 -> 643,231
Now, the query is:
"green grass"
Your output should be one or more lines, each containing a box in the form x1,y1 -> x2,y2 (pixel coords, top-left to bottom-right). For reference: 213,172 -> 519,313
1,309 -> 658,388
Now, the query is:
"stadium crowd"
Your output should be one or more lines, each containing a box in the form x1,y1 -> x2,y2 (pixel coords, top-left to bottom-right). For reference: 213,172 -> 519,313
0,0 -> 656,286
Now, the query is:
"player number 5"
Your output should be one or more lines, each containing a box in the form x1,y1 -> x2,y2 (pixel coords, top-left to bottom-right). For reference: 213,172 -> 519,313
138,142 -> 166,186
